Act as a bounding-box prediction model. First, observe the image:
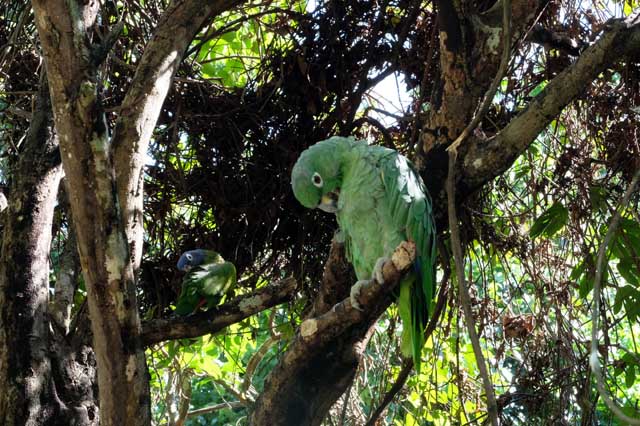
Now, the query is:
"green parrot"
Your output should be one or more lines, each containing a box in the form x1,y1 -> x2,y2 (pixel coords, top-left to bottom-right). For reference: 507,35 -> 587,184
291,136 -> 436,370
175,249 -> 237,316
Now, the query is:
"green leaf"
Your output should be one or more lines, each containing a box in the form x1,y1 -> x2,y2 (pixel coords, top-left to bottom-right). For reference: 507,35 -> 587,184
579,275 -> 594,299
530,202 -> 569,239
221,31 -> 237,43
618,259 -> 640,286
622,352 -> 639,365
528,81 -> 547,97
614,286 -> 634,314
589,185 -> 608,213
625,364 -> 636,388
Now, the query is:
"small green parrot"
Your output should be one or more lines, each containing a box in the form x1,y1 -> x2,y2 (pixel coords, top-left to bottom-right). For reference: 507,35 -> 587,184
175,249 -> 237,315
291,136 -> 436,370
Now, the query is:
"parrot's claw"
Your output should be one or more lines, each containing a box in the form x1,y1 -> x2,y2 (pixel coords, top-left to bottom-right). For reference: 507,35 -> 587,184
350,280 -> 370,311
373,257 -> 389,284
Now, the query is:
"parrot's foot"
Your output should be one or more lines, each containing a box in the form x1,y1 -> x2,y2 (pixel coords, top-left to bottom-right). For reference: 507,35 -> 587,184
350,279 -> 371,311
373,257 -> 389,284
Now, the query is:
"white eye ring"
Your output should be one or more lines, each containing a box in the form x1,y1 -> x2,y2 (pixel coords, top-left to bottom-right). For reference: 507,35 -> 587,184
312,172 -> 323,188
186,253 -> 193,261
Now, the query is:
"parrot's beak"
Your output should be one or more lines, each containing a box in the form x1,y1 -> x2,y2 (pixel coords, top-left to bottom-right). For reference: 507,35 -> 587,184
318,190 -> 339,213
183,265 -> 192,272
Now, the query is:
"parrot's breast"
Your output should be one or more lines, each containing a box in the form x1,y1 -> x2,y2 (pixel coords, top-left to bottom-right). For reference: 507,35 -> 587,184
337,150 -> 405,280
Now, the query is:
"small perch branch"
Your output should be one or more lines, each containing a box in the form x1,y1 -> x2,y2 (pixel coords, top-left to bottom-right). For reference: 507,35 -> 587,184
297,241 -> 416,346
140,277 -> 297,346
186,401 -> 244,417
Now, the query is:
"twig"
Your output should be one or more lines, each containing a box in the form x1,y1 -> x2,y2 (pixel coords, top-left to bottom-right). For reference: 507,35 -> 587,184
241,334 -> 282,393
446,152 -> 499,426
590,167 -> 640,425
339,373 -> 355,426
364,359 -> 413,426
363,275 -> 450,426
186,401 -> 244,417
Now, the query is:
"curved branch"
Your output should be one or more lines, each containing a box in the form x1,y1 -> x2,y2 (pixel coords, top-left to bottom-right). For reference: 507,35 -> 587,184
141,277 -> 297,346
461,14 -> 640,193
250,241 -> 417,425
111,0 -> 247,268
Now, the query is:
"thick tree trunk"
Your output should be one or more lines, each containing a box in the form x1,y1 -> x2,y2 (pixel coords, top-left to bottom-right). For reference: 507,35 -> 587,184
0,78 -> 99,425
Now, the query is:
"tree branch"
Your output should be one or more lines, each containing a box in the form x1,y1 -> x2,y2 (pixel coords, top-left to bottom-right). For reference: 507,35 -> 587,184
461,14 -> 640,193
296,242 -> 416,347
186,401 -> 244,417
141,277 -> 297,346
111,0 -> 247,269
250,241 -> 417,425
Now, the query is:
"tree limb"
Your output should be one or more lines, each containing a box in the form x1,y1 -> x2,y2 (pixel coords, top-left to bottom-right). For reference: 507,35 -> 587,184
141,277 -> 297,346
296,242 -> 416,347
461,14 -> 640,193
111,0 -> 247,269
250,241 -> 417,426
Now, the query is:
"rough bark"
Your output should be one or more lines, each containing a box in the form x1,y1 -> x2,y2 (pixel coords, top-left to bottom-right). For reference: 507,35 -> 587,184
250,242 -> 416,426
32,1 -> 151,422
0,74 -> 62,425
111,0 -> 246,270
460,15 -> 640,193
0,77 -> 98,425
421,0 -> 540,220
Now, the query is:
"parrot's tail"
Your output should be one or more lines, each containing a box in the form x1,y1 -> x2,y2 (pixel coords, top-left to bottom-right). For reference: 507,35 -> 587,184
397,254 -> 435,373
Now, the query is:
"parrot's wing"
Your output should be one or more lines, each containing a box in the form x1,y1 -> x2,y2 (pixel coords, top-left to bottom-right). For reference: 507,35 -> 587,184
382,154 -> 437,370
174,279 -> 204,316
175,261 -> 237,315
185,261 -> 237,300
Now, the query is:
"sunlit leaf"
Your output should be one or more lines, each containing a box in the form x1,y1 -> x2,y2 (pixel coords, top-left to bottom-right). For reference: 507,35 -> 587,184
530,202 -> 569,238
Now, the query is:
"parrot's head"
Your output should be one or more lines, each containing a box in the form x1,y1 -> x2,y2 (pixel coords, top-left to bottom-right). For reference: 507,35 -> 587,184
291,137 -> 351,213
177,249 -> 221,272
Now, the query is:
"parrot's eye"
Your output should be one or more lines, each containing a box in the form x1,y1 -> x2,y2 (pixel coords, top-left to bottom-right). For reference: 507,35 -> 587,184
186,253 -> 193,261
312,172 -> 323,188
